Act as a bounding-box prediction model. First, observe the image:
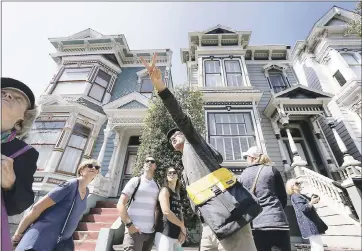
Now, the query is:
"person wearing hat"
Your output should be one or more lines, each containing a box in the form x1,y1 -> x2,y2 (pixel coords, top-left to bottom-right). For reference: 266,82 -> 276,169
238,146 -> 291,251
1,77 -> 40,251
141,55 -> 258,251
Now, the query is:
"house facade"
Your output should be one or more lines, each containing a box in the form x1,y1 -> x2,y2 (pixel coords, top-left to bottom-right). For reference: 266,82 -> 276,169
9,5 -> 361,251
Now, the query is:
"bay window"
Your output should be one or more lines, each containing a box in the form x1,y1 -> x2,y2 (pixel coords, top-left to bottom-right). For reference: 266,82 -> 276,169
25,121 -> 66,170
207,112 -> 256,161
53,67 -> 92,95
57,123 -> 91,174
341,52 -> 361,78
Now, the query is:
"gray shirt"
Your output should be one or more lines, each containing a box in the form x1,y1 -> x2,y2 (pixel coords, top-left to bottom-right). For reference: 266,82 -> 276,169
238,164 -> 289,230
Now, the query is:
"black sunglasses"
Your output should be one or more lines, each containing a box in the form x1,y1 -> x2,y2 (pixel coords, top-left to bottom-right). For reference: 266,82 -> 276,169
87,164 -> 101,170
295,182 -> 302,186
145,159 -> 156,164
168,171 -> 177,175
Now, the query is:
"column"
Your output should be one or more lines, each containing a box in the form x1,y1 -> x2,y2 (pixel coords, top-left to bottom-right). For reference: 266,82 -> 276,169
241,56 -> 251,87
272,121 -> 291,171
310,117 -> 337,173
97,125 -> 113,165
105,130 -> 120,178
325,117 -> 361,171
280,115 -> 307,177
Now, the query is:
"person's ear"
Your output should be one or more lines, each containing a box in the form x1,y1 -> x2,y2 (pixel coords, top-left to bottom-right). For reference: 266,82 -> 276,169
14,119 -> 23,132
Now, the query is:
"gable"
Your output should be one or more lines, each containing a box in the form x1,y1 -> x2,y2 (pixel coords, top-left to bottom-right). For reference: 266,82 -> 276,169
325,17 -> 348,26
276,86 -> 332,99
69,28 -> 104,39
203,25 -> 236,34
118,100 -> 147,109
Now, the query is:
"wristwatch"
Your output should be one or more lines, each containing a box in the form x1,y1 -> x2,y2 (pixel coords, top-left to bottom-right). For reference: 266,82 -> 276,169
126,221 -> 133,228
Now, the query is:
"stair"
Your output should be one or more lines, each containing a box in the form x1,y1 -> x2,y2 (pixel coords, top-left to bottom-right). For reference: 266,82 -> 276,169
74,201 -> 119,251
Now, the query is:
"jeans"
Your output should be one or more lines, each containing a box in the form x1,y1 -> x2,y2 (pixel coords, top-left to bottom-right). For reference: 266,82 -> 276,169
252,230 -> 291,251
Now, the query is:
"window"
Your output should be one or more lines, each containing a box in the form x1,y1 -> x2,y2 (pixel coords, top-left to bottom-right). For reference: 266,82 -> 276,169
341,53 -> 361,78
333,70 -> 347,87
57,123 -> 91,174
53,67 -> 92,95
25,121 -> 66,170
88,70 -> 111,102
225,60 -> 243,87
59,68 -> 91,81
140,78 -> 154,98
207,112 -> 256,161
204,60 -> 223,87
268,70 -> 288,93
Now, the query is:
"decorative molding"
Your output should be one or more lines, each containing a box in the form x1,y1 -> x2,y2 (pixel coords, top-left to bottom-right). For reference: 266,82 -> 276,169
204,101 -> 253,106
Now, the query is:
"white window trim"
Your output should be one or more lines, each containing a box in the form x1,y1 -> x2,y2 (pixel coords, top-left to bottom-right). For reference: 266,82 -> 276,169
203,57 -> 247,88
204,108 -> 262,165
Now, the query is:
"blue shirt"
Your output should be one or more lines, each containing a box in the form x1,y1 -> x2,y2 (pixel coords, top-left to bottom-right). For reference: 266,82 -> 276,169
16,179 -> 88,251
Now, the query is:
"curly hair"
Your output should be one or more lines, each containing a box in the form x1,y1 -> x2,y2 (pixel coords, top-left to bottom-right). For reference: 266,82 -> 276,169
16,105 -> 40,138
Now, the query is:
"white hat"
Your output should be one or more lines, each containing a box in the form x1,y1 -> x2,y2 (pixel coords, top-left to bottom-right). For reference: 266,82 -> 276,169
243,146 -> 263,159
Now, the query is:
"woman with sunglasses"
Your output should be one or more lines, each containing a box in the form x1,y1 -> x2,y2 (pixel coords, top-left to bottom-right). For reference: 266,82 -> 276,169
155,166 -> 186,251
12,160 -> 101,251
286,179 -> 327,251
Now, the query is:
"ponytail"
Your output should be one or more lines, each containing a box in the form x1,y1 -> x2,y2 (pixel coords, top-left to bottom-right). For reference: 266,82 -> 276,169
256,154 -> 273,165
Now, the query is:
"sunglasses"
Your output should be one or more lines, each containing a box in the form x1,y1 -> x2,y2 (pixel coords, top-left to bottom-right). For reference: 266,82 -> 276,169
145,159 -> 156,164
295,182 -> 302,186
168,171 -> 177,175
87,164 -> 101,170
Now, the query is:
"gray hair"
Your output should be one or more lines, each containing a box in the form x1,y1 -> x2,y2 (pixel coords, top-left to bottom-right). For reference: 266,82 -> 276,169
17,105 -> 40,138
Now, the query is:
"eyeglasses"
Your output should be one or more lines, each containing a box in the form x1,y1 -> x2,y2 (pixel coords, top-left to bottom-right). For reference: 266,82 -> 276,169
145,159 -> 156,164
168,171 -> 177,175
87,164 -> 101,170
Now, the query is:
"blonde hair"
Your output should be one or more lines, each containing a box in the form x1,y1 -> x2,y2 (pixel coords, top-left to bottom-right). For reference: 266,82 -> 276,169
76,159 -> 101,177
255,154 -> 273,165
17,105 -> 40,138
285,178 -> 298,195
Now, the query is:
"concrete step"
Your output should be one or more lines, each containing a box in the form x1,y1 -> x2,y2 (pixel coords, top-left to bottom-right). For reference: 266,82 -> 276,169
324,224 -> 362,236
295,243 -> 361,251
74,240 -> 97,251
82,214 -> 119,223
77,222 -> 113,231
90,207 -> 119,214
73,230 -> 100,240
96,201 -> 116,208
113,245 -> 199,251
321,235 -> 362,250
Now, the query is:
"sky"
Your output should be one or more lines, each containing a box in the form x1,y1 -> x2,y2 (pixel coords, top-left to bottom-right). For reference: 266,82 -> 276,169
2,2 -> 358,100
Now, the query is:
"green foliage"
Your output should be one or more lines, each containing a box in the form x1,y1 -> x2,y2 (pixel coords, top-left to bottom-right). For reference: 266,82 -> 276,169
347,1 -> 362,37
133,85 -> 205,229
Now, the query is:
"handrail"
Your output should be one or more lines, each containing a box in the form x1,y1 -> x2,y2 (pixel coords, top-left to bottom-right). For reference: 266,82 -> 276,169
301,167 -> 359,223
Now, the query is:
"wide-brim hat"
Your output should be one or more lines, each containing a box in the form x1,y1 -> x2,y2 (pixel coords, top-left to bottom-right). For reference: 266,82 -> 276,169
1,77 -> 35,109
167,127 -> 181,141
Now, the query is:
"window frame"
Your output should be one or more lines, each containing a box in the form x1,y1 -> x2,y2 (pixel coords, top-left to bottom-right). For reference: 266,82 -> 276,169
333,70 -> 347,87
58,67 -> 92,82
340,52 -> 361,78
266,69 -> 290,93
139,77 -> 154,98
26,120 -> 67,170
87,69 -> 111,102
203,57 -> 246,88
56,123 -> 91,175
204,109 -> 261,164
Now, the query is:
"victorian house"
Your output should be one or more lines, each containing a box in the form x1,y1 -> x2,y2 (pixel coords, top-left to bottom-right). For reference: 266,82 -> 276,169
9,5 -> 361,251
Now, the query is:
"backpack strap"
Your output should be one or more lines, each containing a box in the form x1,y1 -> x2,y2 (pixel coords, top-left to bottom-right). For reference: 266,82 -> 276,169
250,165 -> 264,195
127,177 -> 141,208
9,145 -> 33,159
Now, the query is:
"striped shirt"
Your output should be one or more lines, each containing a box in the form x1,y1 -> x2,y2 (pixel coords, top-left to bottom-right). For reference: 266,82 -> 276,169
122,175 -> 159,233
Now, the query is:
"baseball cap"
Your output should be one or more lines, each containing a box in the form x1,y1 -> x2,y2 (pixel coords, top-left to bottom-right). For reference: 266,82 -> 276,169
167,127 -> 181,141
242,146 -> 263,159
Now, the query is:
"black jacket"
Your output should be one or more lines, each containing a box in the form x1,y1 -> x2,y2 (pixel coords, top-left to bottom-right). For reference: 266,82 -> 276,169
238,164 -> 289,229
2,138 -> 39,216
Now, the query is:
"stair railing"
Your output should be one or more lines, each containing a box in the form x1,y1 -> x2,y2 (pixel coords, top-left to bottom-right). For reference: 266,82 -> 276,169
301,167 -> 357,222
338,165 -> 362,180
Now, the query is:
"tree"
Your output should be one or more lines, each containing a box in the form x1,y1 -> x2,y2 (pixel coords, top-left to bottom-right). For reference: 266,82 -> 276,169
133,85 -> 205,231
347,1 -> 362,37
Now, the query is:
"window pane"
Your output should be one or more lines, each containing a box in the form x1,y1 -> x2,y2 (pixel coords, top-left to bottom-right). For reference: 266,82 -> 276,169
59,68 -> 91,81
141,79 -> 154,93
95,76 -> 109,88
226,74 -> 243,87
342,53 -> 358,65
225,61 -> 241,73
32,145 -> 54,169
26,130 -> 62,145
57,147 -> 83,174
351,66 -> 361,78
95,70 -> 111,88
52,82 -> 88,95
73,123 -> 91,136
33,121 -> 66,130
205,61 -> 221,73
224,138 -> 233,160
125,153 -> 137,175
68,134 -> 87,149
89,84 -> 105,101
333,70 -> 347,86
205,74 -> 222,87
